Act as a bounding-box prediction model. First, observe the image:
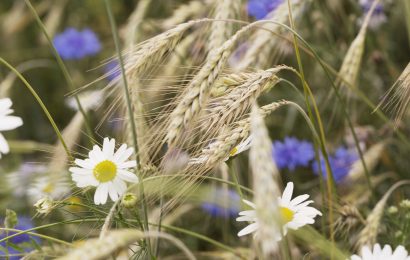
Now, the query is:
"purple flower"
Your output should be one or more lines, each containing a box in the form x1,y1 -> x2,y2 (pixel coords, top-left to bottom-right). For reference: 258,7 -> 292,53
247,0 -> 283,20
53,28 -> 101,60
0,217 -> 40,260
201,188 -> 240,218
312,147 -> 358,183
273,137 -> 315,171
104,60 -> 121,82
359,0 -> 386,29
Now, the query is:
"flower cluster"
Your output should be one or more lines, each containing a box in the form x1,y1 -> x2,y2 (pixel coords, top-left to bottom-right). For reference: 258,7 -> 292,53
201,188 -> 241,218
0,98 -> 23,158
312,147 -> 358,183
0,217 -> 40,260
53,27 -> 101,60
272,137 -> 315,171
236,182 -> 322,240
247,0 -> 283,20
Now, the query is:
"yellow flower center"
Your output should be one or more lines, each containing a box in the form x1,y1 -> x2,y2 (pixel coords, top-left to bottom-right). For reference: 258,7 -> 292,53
42,182 -> 54,193
93,160 -> 117,182
229,147 -> 238,156
280,207 -> 294,224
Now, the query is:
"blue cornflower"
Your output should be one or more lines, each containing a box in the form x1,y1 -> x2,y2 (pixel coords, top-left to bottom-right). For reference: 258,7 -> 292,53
0,217 -> 40,260
312,147 -> 358,183
53,28 -> 101,60
104,60 -> 121,82
273,137 -> 315,171
201,188 -> 241,218
359,0 -> 386,29
247,0 -> 284,20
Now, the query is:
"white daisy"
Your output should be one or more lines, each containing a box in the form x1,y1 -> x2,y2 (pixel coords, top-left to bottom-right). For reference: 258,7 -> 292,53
351,244 -> 410,260
237,182 -> 322,239
229,136 -> 252,157
0,98 -> 23,158
27,175 -> 70,203
69,138 -> 138,205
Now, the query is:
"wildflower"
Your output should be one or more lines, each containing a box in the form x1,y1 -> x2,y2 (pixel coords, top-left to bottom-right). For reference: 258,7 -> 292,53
121,192 -> 138,208
399,199 -> 410,209
6,163 -> 46,198
247,0 -> 283,20
69,138 -> 138,205
28,175 -> 70,203
34,197 -> 54,215
229,136 -> 252,157
312,147 -> 358,183
236,182 -> 321,239
0,98 -> 23,158
273,137 -> 315,171
104,60 -> 121,82
0,216 -> 40,260
201,188 -> 241,218
387,206 -> 398,215
53,27 -> 101,60
351,244 -> 410,260
359,0 -> 387,30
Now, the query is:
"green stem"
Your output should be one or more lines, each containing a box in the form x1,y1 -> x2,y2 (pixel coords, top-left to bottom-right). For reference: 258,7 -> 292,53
0,228 -> 71,246
24,0 -> 95,146
102,0 -> 151,257
0,58 -> 71,159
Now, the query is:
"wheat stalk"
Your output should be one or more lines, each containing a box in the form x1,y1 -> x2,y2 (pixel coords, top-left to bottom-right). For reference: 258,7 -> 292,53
161,0 -> 207,29
57,229 -> 194,260
347,142 -> 385,183
166,21 -> 267,146
377,62 -> 410,126
233,0 -> 306,71
357,180 -> 410,249
249,103 -> 281,256
208,0 -> 241,53
190,100 -> 290,167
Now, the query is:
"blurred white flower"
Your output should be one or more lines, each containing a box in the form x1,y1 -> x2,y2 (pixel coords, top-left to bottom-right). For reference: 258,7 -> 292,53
229,136 -> 252,157
28,175 -> 70,203
69,137 -> 138,205
237,182 -> 321,239
7,163 -> 47,197
66,90 -> 104,111
0,98 -> 23,158
351,244 -> 410,260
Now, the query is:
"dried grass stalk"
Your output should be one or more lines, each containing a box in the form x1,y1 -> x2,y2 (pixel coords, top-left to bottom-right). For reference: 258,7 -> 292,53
233,1 -> 305,70
58,230 -> 194,260
378,63 -> 410,126
357,180 -> 410,249
346,142 -> 385,183
249,103 -> 281,256
161,1 -> 206,29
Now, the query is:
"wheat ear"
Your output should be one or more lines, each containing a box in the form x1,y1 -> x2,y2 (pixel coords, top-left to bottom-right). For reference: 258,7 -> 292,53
249,103 -> 281,256
166,21 -> 264,146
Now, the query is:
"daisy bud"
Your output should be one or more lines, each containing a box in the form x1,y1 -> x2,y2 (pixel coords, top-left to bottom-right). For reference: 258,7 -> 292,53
34,197 -> 54,215
121,193 -> 138,208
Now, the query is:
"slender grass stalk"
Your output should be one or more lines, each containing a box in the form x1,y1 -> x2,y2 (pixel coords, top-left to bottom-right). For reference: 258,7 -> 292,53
0,58 -> 71,159
226,160 -> 244,199
102,0 -> 152,256
24,0 -> 95,145
0,228 -> 71,246
286,1 -> 336,247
